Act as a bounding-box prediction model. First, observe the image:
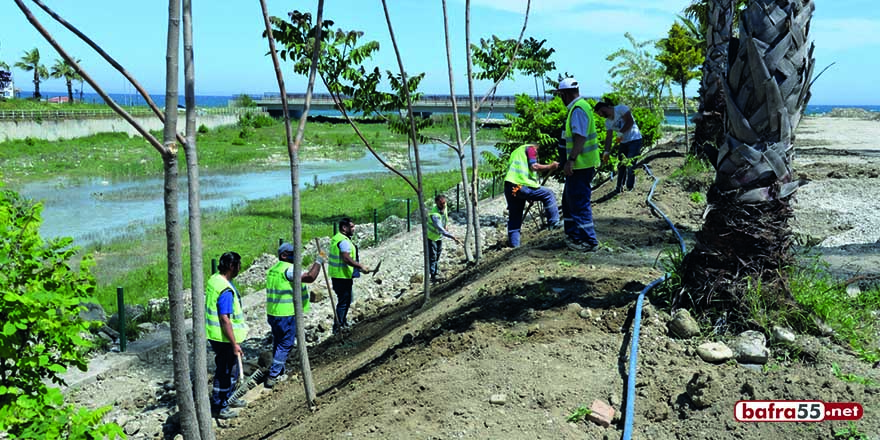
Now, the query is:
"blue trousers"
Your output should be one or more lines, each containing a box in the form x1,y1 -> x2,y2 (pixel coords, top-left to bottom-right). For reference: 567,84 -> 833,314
504,181 -> 559,247
615,139 -> 643,191
332,278 -> 353,328
562,168 -> 598,246
428,239 -> 443,278
267,315 -> 296,378
209,339 -> 239,411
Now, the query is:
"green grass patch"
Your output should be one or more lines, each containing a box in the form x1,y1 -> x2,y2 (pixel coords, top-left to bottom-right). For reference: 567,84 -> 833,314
832,363 -> 879,387
0,114 -> 502,185
689,191 -> 705,204
87,170 -> 462,312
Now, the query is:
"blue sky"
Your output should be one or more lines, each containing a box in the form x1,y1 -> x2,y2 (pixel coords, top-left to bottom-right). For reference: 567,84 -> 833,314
0,0 -> 876,105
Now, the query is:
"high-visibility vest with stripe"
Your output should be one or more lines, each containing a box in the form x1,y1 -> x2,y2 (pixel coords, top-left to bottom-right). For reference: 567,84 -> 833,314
328,232 -> 356,279
266,261 -> 310,317
504,144 -> 540,188
205,273 -> 248,343
564,98 -> 601,170
426,205 -> 448,241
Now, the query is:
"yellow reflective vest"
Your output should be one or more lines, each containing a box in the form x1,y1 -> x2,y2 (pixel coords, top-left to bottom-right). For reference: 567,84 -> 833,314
205,273 -> 248,343
505,144 -> 540,188
426,205 -> 448,241
328,232 -> 356,279
564,98 -> 601,170
266,261 -> 310,317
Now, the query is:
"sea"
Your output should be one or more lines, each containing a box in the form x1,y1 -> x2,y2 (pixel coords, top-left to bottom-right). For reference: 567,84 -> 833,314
20,91 -> 880,126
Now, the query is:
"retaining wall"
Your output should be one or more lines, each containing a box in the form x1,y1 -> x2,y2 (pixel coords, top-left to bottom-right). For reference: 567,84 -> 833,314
0,113 -> 241,142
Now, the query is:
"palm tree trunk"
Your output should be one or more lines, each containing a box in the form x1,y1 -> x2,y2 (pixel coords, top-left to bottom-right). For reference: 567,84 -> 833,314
181,0 -> 213,437
33,69 -> 40,99
681,0 -> 815,326
66,78 -> 73,103
693,0 -> 735,165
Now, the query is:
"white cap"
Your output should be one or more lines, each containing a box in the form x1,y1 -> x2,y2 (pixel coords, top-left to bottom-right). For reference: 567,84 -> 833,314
553,77 -> 579,92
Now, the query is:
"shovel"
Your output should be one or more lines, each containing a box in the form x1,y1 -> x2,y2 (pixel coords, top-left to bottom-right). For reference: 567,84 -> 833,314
371,259 -> 384,276
314,238 -> 341,329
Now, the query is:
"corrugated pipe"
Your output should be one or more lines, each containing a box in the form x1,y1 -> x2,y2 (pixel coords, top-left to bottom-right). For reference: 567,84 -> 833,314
622,164 -> 686,440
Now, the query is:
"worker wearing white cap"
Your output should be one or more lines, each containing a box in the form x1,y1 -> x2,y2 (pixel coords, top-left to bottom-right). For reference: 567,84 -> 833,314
553,77 -> 600,252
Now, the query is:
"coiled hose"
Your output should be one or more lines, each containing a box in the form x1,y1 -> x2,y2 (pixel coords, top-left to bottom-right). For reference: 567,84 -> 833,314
622,164 -> 686,440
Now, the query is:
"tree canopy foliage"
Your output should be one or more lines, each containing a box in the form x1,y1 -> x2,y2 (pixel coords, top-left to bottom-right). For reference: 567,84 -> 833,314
605,33 -> 668,114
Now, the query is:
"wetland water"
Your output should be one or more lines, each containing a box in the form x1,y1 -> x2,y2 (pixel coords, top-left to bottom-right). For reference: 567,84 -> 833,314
18,144 -> 496,246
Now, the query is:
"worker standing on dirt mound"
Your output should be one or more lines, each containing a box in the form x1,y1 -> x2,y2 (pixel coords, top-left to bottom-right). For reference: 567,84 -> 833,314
329,217 -> 372,333
427,195 -> 461,282
595,101 -> 643,193
503,143 -> 562,247
554,77 -> 601,252
205,251 -> 248,419
264,242 -> 323,389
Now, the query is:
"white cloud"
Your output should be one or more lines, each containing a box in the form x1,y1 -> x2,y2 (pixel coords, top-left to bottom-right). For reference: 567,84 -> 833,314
811,18 -> 880,51
547,9 -> 676,39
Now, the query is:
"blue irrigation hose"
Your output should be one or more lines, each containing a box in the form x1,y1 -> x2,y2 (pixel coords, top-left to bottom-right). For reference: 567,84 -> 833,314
621,164 -> 687,440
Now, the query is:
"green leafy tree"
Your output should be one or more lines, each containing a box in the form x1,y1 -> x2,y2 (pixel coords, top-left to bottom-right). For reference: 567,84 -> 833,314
517,37 -> 556,99
14,48 -> 48,99
606,33 -> 668,116
0,188 -> 123,439
50,57 -> 81,103
656,22 -> 704,154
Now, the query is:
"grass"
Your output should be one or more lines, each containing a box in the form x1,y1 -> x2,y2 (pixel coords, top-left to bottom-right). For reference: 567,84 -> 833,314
87,170 -> 463,313
689,191 -> 705,204
832,363 -> 879,387
566,405 -> 591,423
835,422 -> 869,440
0,114 -> 502,185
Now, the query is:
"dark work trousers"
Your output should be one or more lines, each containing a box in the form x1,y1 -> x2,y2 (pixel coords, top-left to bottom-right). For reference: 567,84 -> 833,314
267,315 -> 296,378
209,339 -> 239,411
615,138 -> 643,191
428,239 -> 443,278
504,181 -> 559,247
332,277 -> 354,329
561,167 -> 599,246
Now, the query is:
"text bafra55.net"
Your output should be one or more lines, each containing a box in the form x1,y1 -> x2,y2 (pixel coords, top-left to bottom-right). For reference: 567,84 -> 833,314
735,400 -> 863,422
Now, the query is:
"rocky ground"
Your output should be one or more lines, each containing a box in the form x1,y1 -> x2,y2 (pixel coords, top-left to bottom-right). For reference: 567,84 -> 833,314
64,115 -> 880,440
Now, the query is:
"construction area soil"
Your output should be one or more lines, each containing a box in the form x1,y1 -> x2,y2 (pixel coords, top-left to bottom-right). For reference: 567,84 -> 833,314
66,116 -> 880,440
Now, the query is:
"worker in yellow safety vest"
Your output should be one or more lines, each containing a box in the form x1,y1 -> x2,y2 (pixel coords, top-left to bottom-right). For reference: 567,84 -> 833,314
426,195 -> 461,282
553,77 -> 601,252
328,217 -> 372,333
504,143 -> 561,247
205,251 -> 248,419
264,242 -> 323,389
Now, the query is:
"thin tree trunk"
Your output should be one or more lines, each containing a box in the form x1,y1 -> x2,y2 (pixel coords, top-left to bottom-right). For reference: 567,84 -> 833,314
533,75 -> 539,99
181,0 -> 212,437
162,1 -> 199,438
682,81 -> 690,156
682,0 -> 815,326
441,0 -> 474,263
464,0 -> 482,262
33,70 -> 40,99
66,79 -> 73,102
380,0 -> 431,301
693,0 -> 734,166
258,0 -> 324,406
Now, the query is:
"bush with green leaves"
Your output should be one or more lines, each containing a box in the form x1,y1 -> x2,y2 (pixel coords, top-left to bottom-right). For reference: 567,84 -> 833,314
0,189 -> 123,439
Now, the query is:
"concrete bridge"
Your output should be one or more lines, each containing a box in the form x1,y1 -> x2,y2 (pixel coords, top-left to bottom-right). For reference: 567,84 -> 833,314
255,92 -> 686,118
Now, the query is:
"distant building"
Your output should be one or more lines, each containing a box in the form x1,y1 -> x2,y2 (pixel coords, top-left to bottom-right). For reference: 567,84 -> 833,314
1,71 -> 13,99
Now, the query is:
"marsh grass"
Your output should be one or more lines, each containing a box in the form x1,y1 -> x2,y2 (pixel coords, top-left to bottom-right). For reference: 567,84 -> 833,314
88,170 -> 462,312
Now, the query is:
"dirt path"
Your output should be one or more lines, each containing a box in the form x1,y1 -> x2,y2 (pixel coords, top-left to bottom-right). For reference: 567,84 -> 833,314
68,116 -> 880,440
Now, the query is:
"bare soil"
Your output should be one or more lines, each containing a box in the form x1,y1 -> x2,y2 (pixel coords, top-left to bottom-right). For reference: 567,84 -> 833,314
213,119 -> 880,440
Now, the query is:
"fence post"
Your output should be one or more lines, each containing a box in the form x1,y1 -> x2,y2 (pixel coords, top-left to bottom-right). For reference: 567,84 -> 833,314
117,287 -> 126,352
211,258 -> 217,275
406,198 -> 411,232
279,237 -> 283,247
456,184 -> 460,212
492,176 -> 496,198
373,209 -> 379,243
333,222 -> 337,236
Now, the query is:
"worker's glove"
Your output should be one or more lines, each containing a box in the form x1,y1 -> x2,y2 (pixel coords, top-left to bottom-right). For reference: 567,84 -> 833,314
315,256 -> 325,265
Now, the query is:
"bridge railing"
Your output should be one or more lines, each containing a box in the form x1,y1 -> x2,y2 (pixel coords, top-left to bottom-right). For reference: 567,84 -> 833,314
0,106 -> 263,121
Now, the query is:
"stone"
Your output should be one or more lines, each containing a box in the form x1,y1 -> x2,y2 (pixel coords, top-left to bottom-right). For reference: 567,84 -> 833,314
668,309 -> 700,339
409,273 -> 424,285
489,394 -> 507,405
696,342 -> 734,363
123,421 -> 141,436
731,330 -> 770,364
578,308 -> 593,320
587,399 -> 614,427
79,302 -> 107,323
846,283 -> 861,298
815,318 -> 835,337
771,326 -> 796,343
686,370 -> 721,409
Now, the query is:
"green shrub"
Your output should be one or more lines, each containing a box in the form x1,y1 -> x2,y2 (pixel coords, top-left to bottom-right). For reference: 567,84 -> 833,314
0,188 -> 123,439
197,124 -> 209,134
251,113 -> 276,129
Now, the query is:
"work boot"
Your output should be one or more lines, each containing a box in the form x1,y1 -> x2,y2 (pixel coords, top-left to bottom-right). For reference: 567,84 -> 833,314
227,397 -> 248,408
545,219 -> 564,231
212,407 -> 239,420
